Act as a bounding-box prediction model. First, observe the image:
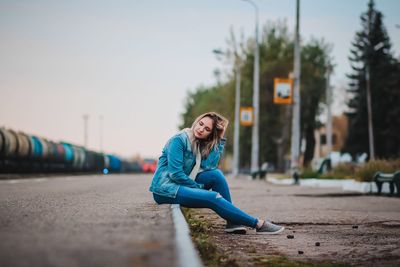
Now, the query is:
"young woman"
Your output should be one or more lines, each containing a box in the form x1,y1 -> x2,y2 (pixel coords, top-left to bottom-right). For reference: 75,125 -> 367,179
149,112 -> 284,234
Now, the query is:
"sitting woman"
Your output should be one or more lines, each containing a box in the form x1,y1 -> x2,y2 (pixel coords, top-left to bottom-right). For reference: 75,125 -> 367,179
149,112 -> 284,234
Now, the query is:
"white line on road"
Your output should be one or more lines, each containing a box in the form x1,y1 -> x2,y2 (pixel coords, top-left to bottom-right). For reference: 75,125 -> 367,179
0,178 -> 49,184
6,180 -> 20,184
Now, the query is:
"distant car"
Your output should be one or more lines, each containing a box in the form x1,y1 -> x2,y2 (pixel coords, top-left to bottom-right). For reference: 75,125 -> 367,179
142,158 -> 157,173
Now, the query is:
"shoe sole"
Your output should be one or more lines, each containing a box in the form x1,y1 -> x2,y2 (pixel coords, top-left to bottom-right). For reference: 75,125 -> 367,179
225,228 -> 247,234
256,226 -> 285,235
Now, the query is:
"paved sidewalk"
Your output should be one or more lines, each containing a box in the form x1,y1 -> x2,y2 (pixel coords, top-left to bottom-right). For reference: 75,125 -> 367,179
193,175 -> 400,266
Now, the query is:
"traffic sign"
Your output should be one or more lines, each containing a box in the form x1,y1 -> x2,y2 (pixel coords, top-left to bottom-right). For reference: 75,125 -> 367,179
240,107 -> 253,126
274,78 -> 293,104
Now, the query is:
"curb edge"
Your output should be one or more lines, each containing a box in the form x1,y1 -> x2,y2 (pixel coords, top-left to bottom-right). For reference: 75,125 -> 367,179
171,204 -> 203,267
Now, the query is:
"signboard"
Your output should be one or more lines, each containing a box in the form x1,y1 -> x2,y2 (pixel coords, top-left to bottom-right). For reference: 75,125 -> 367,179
240,107 -> 253,126
274,78 -> 293,104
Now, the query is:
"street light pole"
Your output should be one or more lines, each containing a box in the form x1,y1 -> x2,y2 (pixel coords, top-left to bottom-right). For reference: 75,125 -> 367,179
213,48 -> 242,177
364,20 -> 383,160
290,0 -> 301,176
326,65 -> 333,158
83,114 -> 89,147
99,115 -> 104,152
233,64 -> 241,176
242,0 -> 260,175
366,19 -> 374,161
365,41 -> 385,161
365,64 -> 375,160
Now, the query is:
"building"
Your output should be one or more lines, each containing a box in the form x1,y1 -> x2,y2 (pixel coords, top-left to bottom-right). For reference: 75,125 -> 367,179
314,115 -> 348,160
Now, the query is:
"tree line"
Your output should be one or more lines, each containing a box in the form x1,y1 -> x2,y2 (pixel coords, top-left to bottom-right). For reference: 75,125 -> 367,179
180,0 -> 399,172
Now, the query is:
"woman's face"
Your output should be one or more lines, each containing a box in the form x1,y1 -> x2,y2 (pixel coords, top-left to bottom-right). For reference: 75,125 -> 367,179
193,116 -> 214,140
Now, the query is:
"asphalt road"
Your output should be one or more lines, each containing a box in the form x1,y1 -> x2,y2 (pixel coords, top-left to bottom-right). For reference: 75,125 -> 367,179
0,174 -> 176,267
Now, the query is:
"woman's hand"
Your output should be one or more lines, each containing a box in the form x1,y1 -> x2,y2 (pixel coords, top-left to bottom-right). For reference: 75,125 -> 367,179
217,120 -> 228,138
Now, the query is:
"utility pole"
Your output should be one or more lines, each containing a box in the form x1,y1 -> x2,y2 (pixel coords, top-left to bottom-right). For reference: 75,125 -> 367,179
365,16 -> 376,160
290,0 -> 301,176
83,114 -> 89,147
99,115 -> 104,152
212,48 -> 242,177
326,65 -> 333,158
232,63 -> 241,176
365,64 -> 375,160
242,0 -> 260,175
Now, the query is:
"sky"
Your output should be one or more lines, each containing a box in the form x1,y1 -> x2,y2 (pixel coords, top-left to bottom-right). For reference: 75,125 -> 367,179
1,0 -> 399,159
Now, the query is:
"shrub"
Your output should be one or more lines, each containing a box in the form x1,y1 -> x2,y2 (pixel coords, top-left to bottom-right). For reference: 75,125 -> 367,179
301,159 -> 400,181
300,168 -> 320,179
320,163 -> 357,179
354,159 -> 400,182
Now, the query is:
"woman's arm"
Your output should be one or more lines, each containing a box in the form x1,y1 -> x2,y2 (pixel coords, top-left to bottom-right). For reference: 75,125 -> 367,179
202,116 -> 228,170
167,136 -> 204,188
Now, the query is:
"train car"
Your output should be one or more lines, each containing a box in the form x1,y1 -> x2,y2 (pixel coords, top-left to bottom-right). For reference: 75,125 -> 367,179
0,127 -> 137,175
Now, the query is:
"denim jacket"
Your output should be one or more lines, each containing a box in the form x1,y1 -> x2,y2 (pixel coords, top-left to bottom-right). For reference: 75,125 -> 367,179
149,131 -> 226,198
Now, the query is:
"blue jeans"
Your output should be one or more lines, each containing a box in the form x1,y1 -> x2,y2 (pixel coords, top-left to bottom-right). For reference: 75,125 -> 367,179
153,169 -> 258,228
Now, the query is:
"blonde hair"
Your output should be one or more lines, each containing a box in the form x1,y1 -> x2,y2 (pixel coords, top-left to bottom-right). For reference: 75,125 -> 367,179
190,112 -> 229,158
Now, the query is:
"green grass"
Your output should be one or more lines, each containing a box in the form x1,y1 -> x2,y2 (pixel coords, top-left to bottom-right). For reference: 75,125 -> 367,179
182,208 -> 239,267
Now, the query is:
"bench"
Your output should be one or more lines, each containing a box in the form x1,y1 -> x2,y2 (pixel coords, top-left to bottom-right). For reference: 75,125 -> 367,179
374,171 -> 400,196
251,162 -> 269,180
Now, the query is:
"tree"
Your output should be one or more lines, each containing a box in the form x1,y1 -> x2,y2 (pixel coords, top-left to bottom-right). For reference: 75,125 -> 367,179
345,0 -> 400,158
300,39 -> 332,167
180,21 -> 332,171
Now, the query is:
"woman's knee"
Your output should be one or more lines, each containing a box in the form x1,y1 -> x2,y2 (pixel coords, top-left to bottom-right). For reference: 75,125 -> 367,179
153,193 -> 172,204
205,169 -> 227,184
213,169 -> 229,187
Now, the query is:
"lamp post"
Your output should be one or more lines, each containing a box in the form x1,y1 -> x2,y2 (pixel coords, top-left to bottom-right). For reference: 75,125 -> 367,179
83,114 -> 89,147
99,115 -> 104,152
365,8 -> 385,160
242,0 -> 260,175
365,41 -> 384,161
290,0 -> 301,176
365,64 -> 375,160
232,63 -> 241,176
213,49 -> 242,176
326,64 -> 333,159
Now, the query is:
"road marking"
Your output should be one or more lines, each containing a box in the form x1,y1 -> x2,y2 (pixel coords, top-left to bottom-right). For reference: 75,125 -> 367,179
0,178 -> 49,184
33,178 -> 47,182
7,180 -> 20,184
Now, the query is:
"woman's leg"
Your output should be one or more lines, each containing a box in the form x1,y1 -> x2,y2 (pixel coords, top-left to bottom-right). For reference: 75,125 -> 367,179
153,193 -> 180,205
195,169 -> 232,202
195,169 -> 245,230
154,187 -> 258,228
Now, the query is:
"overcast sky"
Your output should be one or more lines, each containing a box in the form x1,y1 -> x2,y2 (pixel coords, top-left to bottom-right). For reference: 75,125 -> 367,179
1,0 -> 399,159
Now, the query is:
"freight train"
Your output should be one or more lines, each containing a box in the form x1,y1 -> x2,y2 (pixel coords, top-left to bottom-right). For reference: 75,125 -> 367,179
0,127 -> 141,174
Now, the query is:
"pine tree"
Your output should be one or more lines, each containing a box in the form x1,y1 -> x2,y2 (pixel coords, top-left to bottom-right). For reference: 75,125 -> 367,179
345,0 -> 400,158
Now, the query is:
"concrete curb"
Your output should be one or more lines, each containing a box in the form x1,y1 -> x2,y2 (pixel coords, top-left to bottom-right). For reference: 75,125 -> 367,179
171,204 -> 203,267
267,177 -> 393,193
